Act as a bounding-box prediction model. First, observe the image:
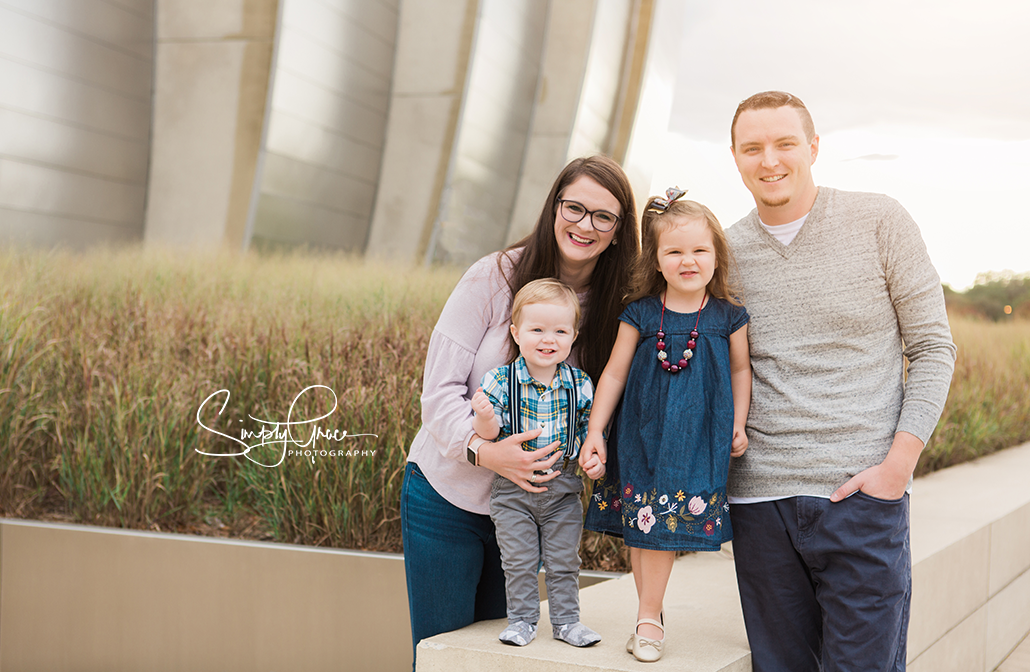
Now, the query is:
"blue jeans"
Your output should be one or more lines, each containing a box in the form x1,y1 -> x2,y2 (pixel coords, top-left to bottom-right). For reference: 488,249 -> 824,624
731,495 -> 911,672
400,462 -> 506,671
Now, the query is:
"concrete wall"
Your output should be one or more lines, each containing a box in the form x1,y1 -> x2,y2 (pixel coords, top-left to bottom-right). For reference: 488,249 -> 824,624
247,0 -> 400,251
0,521 -> 413,671
0,518 -> 616,671
0,0 -> 154,247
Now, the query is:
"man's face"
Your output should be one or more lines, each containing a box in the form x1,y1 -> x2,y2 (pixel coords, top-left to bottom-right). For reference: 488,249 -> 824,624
731,106 -> 819,222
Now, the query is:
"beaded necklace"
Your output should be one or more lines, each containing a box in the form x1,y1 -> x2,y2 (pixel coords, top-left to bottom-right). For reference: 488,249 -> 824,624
655,291 -> 705,373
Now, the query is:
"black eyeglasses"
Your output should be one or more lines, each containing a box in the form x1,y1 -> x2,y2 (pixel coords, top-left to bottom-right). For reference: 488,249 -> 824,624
557,199 -> 621,232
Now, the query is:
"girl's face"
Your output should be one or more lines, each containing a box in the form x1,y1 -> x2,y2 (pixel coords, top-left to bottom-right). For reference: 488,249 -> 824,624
656,217 -> 717,303
553,175 -> 621,274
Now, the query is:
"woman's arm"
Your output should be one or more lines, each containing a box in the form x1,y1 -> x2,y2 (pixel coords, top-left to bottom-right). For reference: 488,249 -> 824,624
728,324 -> 751,457
579,321 -> 639,476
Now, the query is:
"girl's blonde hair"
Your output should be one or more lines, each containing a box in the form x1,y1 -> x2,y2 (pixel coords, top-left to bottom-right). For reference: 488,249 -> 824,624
511,278 -> 581,334
627,197 -> 742,306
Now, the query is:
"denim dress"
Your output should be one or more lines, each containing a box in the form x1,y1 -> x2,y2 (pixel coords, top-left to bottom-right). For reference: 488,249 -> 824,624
584,295 -> 749,551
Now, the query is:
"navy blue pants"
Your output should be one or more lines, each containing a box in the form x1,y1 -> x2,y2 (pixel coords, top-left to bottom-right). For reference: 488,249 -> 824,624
731,495 -> 911,672
400,462 -> 507,671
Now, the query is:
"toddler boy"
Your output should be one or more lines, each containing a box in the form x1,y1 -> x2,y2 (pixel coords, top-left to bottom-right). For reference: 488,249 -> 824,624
471,278 -> 601,648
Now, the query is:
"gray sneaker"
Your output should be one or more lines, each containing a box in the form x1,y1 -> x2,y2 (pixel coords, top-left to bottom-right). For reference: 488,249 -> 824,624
498,620 -> 537,646
553,621 -> 602,647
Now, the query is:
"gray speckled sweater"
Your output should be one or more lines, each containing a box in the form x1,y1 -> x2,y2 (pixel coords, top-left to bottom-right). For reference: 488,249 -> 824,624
726,187 -> 956,498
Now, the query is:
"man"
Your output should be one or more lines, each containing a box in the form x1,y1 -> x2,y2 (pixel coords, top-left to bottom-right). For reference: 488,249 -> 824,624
725,91 -> 956,672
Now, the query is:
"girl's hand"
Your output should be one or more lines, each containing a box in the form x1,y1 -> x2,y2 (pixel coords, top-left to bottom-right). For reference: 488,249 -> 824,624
730,424 -> 748,457
578,432 -> 607,480
478,428 -> 562,493
470,387 -> 494,420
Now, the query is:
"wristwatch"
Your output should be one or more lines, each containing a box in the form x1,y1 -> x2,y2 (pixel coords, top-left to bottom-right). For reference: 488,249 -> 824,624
467,437 -> 488,466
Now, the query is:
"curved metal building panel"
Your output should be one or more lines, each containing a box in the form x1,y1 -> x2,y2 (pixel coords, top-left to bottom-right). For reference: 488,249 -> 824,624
0,0 -> 657,260
247,0 -> 400,251
0,0 -> 155,247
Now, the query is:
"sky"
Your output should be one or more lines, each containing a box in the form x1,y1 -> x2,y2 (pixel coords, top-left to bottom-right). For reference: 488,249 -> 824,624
647,1 -> 1030,290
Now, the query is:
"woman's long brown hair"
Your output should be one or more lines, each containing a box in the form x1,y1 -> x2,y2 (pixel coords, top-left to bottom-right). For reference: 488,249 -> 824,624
498,156 -> 640,382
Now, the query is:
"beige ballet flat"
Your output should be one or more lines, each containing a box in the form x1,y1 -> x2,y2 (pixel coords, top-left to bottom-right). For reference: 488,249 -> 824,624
631,617 -> 665,662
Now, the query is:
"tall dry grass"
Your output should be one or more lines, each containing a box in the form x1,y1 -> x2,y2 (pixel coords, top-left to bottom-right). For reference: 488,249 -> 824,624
918,318 -> 1030,475
1,247 -> 1027,570
0,247 -> 459,550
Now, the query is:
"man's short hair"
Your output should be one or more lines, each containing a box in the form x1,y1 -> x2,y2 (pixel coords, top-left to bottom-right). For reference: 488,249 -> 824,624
731,91 -> 816,147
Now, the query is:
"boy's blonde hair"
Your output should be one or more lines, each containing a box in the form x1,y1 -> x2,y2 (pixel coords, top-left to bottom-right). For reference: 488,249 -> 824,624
511,278 -> 581,333
627,197 -> 741,306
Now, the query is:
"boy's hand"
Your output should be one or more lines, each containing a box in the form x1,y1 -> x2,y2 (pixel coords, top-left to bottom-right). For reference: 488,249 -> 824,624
730,424 -> 748,458
471,388 -> 495,420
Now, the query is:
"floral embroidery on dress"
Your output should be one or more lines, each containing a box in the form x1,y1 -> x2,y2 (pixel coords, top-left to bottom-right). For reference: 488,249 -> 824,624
612,486 -> 728,543
637,506 -> 655,534
589,478 -> 728,546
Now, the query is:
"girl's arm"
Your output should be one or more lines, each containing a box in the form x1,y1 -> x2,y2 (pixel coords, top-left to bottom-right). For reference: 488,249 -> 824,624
579,321 -> 639,477
728,323 -> 752,457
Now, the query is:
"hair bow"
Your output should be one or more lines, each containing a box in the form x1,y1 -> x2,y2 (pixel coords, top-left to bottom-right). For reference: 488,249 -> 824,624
647,187 -> 687,213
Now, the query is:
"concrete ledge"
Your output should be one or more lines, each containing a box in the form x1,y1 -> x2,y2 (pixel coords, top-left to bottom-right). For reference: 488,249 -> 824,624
418,442 -> 1030,672
418,547 -> 751,671
909,442 -> 1030,672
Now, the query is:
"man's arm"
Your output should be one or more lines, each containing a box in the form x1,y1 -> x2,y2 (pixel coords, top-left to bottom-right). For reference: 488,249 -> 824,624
832,199 -> 956,501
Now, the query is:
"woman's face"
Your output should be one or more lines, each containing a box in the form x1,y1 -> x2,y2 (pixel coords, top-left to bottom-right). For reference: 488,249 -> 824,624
553,175 -> 621,273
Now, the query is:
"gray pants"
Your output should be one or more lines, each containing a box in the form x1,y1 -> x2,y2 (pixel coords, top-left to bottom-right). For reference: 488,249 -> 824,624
489,469 -> 584,626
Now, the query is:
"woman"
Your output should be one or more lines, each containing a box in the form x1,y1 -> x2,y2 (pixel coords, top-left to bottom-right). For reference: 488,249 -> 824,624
400,156 -> 640,668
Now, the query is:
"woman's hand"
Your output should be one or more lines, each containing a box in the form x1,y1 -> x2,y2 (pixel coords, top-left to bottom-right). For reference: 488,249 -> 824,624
477,428 -> 562,493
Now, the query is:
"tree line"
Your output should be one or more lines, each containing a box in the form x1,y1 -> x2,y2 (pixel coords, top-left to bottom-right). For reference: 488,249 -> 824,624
944,272 -> 1030,321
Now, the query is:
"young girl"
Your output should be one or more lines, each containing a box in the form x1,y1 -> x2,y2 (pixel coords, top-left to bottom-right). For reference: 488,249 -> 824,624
579,189 -> 751,662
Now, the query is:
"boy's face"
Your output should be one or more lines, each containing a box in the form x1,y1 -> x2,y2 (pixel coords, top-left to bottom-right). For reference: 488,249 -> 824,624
510,301 -> 577,376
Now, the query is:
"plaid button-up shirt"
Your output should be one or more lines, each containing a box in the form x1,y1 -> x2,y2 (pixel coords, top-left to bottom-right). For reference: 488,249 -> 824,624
480,355 -> 593,461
